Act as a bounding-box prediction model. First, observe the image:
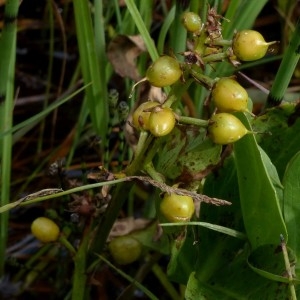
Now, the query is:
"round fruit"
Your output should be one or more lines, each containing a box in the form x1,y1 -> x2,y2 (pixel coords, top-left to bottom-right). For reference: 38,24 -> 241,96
160,193 -> 195,223
148,107 -> 176,137
132,101 -> 160,130
181,11 -> 202,33
31,217 -> 60,243
146,56 -> 181,87
212,77 -> 248,112
208,113 -> 249,145
232,30 -> 272,61
108,236 -> 142,265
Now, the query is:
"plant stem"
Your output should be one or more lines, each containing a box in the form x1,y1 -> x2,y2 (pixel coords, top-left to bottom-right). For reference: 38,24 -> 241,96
152,263 -> 182,300
177,115 -> 209,127
208,38 -> 232,47
189,67 -> 216,89
280,235 -> 297,300
71,225 -> 90,300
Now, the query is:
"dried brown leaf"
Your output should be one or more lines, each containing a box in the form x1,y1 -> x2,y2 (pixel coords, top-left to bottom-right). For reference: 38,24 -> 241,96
107,35 -> 146,81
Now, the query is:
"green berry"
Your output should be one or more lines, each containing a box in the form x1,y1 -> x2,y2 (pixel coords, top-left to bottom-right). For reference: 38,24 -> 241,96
146,56 -> 181,87
132,101 -> 160,130
160,193 -> 195,223
232,30 -> 271,61
181,12 -> 202,33
31,217 -> 60,243
212,77 -> 248,112
148,107 -> 176,137
208,113 -> 249,145
108,236 -> 142,265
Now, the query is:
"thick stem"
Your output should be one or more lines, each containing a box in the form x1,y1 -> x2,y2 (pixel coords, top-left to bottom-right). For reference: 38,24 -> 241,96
176,115 -> 209,127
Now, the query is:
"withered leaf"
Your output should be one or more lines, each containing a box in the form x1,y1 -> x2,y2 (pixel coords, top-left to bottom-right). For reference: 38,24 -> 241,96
107,34 -> 146,81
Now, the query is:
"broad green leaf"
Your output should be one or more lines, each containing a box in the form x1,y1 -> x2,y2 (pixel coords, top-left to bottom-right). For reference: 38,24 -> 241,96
282,151 -> 300,276
247,244 -> 299,284
196,156 -> 245,282
234,112 -> 287,250
167,229 -> 198,285
186,246 -> 298,300
252,103 -> 300,179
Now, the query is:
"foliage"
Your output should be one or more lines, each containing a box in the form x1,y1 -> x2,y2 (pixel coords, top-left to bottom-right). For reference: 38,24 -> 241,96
1,0 -> 300,299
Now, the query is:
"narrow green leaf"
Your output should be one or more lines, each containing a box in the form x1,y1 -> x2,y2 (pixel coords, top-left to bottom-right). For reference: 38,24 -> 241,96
233,112 -> 287,250
266,18 -> 300,107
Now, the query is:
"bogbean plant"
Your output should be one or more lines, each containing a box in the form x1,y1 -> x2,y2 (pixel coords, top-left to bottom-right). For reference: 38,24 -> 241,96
4,5 -> 300,300
117,8 -> 300,299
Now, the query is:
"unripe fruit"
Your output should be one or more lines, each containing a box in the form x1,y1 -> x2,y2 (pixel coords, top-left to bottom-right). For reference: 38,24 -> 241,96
148,107 -> 176,137
108,236 -> 142,265
31,217 -> 60,243
132,101 -> 160,130
212,77 -> 248,112
232,30 -> 274,61
160,193 -> 195,223
208,113 -> 249,145
146,56 -> 181,87
181,12 -> 202,33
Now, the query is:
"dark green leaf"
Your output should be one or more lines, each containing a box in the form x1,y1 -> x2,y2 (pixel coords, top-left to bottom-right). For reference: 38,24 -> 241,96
282,151 -> 300,276
234,112 -> 287,250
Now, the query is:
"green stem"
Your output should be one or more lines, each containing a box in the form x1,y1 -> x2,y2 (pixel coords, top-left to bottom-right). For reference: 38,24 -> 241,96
124,135 -> 154,176
280,235 -> 297,300
144,162 -> 165,183
189,67 -> 216,89
208,38 -> 232,47
176,115 -> 209,127
72,226 -> 90,300
59,235 -> 77,256
202,52 -> 229,63
152,263 -> 182,300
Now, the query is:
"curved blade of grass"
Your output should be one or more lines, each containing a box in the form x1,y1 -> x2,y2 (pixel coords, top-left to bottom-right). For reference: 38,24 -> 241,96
222,0 -> 268,39
233,112 -> 287,250
0,83 -> 90,140
157,5 -> 175,55
124,0 -> 159,61
73,0 -> 108,142
160,221 -> 246,240
266,18 -> 300,107
96,254 -> 159,300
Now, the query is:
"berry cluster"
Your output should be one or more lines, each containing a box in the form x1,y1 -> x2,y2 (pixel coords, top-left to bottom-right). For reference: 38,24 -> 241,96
129,9 -> 275,227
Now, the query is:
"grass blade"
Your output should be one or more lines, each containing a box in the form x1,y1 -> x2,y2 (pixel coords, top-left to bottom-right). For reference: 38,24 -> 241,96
266,18 -> 300,107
